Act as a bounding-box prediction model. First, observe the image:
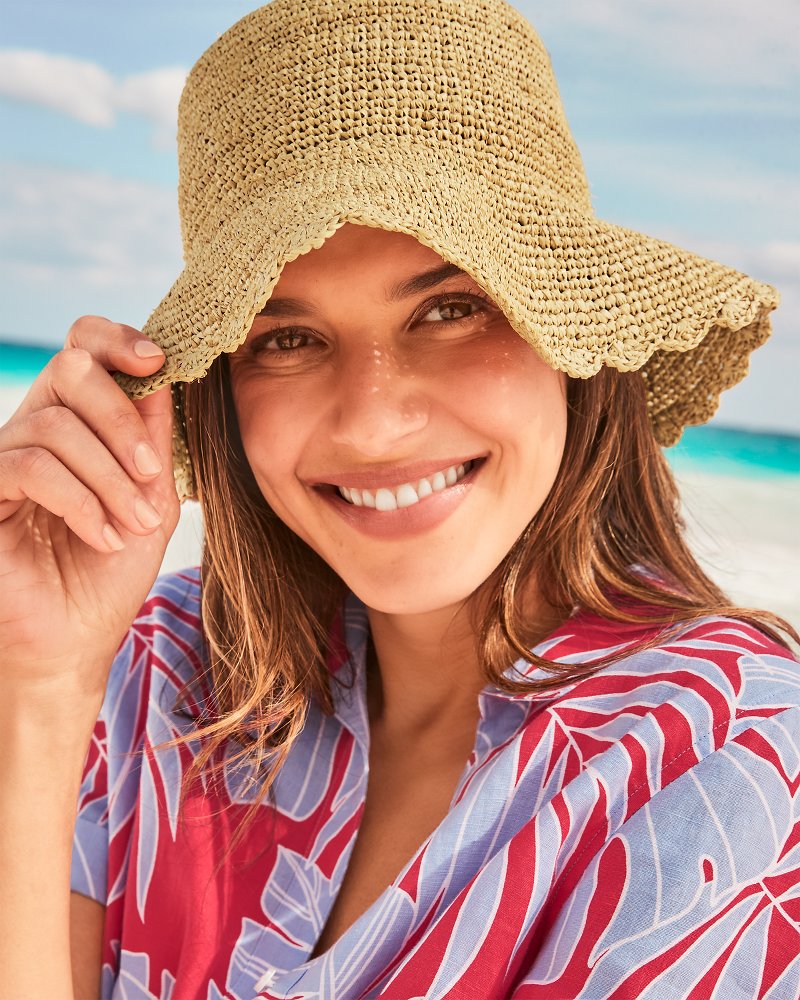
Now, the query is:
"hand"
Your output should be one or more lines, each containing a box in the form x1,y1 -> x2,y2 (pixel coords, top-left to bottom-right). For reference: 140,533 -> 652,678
0,316 -> 181,712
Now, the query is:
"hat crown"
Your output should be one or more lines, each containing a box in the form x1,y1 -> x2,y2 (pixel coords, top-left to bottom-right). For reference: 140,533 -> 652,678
176,0 -> 592,253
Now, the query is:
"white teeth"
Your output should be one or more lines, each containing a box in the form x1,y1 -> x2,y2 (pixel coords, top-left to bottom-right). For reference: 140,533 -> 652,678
395,483 -> 419,508
375,488 -> 398,511
336,459 -> 476,510
416,477 -> 433,499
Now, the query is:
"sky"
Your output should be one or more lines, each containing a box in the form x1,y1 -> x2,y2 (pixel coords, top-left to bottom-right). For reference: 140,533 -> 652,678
1,0 -> 798,434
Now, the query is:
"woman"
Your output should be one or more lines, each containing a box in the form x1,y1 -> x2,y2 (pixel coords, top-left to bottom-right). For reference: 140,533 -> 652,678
2,1 -> 798,997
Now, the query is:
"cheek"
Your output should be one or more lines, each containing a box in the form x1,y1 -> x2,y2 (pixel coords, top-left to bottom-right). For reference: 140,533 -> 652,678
232,385 -> 324,545
452,335 -> 568,465
231,379 -> 314,490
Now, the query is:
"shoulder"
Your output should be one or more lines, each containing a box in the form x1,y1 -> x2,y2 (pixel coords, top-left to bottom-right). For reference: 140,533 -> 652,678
525,610 -> 800,866
515,619 -> 800,996
129,565 -> 203,644
71,568 -> 206,906
125,566 -> 203,662
100,567 -> 207,750
527,613 -> 800,817
545,612 -> 800,722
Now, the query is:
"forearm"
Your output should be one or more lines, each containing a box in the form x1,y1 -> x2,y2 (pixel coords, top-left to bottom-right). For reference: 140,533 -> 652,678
0,694 -> 100,1000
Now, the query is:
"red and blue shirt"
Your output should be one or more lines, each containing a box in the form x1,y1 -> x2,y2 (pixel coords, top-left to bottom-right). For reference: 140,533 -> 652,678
71,568 -> 800,998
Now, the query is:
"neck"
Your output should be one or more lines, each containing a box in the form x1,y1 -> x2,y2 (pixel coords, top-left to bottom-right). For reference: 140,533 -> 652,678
364,583 -> 562,739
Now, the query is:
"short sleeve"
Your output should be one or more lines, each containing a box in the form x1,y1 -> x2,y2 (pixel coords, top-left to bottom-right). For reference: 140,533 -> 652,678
513,706 -> 800,998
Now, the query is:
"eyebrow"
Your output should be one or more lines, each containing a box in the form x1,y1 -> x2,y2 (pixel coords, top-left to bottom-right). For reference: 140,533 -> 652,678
255,262 -> 465,318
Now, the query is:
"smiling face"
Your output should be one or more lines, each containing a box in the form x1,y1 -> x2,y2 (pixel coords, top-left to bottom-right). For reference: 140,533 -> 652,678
228,223 -> 568,616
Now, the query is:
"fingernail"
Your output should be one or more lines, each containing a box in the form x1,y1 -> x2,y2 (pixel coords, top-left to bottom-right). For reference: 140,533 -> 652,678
134,339 -> 164,359
135,497 -> 162,529
134,442 -> 162,477
102,524 -> 125,551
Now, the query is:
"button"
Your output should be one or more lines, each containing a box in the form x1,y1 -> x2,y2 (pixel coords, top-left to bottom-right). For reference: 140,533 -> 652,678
254,967 -> 277,992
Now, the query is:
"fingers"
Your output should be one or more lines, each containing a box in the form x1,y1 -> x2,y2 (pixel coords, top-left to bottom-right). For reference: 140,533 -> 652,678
64,314 -> 165,377
0,449 -> 126,554
131,386 -> 176,500
0,316 -> 180,554
14,350 -> 166,494
0,406 -> 164,538
20,313 -> 166,423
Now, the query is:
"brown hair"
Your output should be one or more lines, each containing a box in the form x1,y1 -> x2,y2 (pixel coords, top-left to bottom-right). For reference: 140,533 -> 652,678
174,353 -> 798,839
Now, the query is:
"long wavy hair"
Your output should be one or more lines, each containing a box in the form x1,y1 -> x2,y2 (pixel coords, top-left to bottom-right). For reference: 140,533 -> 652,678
173,351 -> 797,841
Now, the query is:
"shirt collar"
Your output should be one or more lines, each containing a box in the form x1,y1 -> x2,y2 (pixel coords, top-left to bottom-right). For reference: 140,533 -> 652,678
332,592 -> 666,711
328,592 -> 580,716
324,591 -> 372,749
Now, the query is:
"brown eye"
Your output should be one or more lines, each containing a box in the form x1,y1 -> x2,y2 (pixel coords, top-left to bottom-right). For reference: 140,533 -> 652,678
428,301 -> 472,321
272,332 -> 310,351
250,328 -> 318,355
420,291 -> 494,325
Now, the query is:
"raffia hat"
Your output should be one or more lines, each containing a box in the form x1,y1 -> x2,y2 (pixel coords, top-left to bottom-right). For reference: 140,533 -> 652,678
118,0 -> 779,502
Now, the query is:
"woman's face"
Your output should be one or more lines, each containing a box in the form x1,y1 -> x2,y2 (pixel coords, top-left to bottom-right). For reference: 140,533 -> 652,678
229,223 -> 567,615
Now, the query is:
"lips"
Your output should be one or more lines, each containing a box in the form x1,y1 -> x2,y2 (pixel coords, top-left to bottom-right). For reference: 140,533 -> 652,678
337,459 -> 476,510
311,454 -> 488,492
315,456 -> 486,540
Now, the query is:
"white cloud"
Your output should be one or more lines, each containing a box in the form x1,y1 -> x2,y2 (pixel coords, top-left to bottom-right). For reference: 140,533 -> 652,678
0,50 -> 115,127
526,0 -> 799,89
0,49 -> 186,147
116,67 -> 188,150
754,241 -> 800,276
581,137 -> 800,242
0,162 -> 182,337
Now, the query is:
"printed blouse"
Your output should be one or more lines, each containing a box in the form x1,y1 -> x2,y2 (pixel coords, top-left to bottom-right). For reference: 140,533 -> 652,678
71,568 -> 800,999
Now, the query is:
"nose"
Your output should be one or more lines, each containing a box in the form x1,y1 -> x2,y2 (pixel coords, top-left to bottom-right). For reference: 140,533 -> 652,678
328,343 -> 430,457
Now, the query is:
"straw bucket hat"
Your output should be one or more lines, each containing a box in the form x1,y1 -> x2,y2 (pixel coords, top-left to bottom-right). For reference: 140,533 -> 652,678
118,0 -> 779,502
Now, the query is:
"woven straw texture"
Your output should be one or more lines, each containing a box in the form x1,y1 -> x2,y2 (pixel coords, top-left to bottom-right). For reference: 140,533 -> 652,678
116,0 -> 780,502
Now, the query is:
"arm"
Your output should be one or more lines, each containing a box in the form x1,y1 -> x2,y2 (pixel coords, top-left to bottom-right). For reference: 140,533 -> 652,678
0,694 -> 102,999
70,894 -> 105,1000
0,317 -> 178,998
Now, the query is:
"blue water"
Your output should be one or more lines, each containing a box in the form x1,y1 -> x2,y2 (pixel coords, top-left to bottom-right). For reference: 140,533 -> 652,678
2,339 -> 798,478
1,340 -> 61,380
666,426 -> 799,478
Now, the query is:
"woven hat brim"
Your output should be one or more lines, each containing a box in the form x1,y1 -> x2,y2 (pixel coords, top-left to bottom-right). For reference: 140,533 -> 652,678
116,163 -> 778,502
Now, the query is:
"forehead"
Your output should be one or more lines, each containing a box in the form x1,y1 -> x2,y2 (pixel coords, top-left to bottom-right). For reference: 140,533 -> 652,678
273,222 -> 468,286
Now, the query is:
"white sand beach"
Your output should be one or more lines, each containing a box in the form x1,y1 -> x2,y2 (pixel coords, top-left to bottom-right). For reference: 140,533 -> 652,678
1,382 -> 798,629
675,471 -> 799,628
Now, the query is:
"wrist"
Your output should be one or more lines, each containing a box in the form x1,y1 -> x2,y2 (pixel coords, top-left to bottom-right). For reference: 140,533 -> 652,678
0,679 -> 105,756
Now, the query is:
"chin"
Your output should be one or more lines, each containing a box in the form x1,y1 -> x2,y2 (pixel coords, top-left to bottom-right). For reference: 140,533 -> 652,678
343,572 -> 485,617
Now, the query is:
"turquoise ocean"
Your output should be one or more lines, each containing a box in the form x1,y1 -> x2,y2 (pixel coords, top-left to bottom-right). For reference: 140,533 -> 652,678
1,338 -> 799,478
